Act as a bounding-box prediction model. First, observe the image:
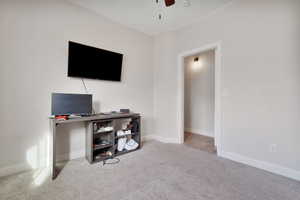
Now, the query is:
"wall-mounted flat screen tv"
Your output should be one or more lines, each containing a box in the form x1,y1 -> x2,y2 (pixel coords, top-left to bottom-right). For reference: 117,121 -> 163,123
68,41 -> 123,81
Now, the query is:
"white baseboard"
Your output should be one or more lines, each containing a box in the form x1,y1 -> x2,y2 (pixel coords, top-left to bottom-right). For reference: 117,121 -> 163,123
143,135 -> 180,144
219,151 -> 300,182
144,135 -> 300,181
2,145 -> 299,182
56,149 -> 85,162
0,149 -> 85,178
1,136 -> 178,177
184,128 -> 214,138
0,163 -> 32,178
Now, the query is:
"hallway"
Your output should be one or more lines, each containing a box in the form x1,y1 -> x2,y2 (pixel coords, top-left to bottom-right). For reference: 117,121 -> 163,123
184,132 -> 216,154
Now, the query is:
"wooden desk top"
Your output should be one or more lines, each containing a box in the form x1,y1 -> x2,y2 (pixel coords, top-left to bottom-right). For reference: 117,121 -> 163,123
50,113 -> 140,124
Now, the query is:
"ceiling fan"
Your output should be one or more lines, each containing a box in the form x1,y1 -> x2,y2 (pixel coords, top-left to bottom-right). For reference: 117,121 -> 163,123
155,0 -> 192,20
156,0 -> 175,7
164,0 -> 175,7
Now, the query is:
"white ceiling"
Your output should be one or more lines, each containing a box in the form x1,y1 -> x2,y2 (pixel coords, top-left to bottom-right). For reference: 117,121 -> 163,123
70,0 -> 232,35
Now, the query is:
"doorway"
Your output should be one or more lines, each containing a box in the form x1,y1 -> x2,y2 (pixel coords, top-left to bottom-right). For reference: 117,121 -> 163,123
183,50 -> 216,153
177,42 -> 222,155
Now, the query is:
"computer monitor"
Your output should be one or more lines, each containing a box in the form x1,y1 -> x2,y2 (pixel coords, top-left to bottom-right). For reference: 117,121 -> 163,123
51,93 -> 92,116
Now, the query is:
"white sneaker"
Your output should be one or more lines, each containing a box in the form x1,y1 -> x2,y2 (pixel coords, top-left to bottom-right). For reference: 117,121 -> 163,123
124,139 -> 138,151
124,130 -> 131,135
104,127 -> 113,131
117,130 -> 125,136
97,126 -> 113,133
117,138 -> 127,151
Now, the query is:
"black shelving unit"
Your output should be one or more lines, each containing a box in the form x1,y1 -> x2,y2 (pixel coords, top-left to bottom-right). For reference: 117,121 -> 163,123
93,144 -> 113,150
85,113 -> 141,164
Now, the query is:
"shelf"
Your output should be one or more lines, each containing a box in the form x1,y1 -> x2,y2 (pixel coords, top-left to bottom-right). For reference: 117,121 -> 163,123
93,156 -> 113,163
93,119 -> 113,123
93,131 -> 114,138
115,134 -> 131,139
94,130 -> 114,134
93,144 -> 113,151
86,114 -> 141,165
115,148 -> 139,156
115,132 -> 139,139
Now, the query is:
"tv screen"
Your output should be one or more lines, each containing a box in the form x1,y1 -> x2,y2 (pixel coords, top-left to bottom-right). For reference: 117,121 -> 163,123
51,93 -> 92,116
68,41 -> 123,81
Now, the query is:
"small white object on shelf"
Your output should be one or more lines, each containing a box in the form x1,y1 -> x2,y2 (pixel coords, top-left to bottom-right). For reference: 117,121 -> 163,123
124,139 -> 139,151
97,126 -> 114,133
117,138 -> 127,151
117,130 -> 131,137
68,114 -> 82,119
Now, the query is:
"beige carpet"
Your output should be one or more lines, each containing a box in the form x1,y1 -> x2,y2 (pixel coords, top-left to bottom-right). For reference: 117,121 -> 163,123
1,140 -> 299,200
184,132 -> 217,153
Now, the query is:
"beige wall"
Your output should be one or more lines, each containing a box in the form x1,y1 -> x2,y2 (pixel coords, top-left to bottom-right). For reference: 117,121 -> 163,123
153,0 -> 300,175
0,0 -> 154,174
1,0 -> 300,180
184,50 -> 215,137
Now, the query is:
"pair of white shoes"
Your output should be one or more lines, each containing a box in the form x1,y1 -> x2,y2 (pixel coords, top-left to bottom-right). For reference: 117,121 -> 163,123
117,138 -> 138,151
124,139 -> 139,151
117,130 -> 131,136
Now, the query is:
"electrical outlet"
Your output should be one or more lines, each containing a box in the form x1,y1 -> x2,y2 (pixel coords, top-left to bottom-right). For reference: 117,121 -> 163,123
269,144 -> 277,153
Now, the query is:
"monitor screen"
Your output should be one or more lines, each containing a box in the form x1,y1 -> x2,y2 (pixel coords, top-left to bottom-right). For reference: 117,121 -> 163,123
68,41 -> 123,81
51,93 -> 92,116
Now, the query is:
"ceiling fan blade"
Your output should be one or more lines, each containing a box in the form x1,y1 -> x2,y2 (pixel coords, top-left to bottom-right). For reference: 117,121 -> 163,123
165,0 -> 175,7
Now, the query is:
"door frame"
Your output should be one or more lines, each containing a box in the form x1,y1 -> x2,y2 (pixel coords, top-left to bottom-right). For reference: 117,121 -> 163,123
177,42 -> 222,155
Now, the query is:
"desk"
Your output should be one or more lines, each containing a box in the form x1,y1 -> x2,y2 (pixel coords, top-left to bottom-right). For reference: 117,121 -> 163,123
50,113 -> 140,179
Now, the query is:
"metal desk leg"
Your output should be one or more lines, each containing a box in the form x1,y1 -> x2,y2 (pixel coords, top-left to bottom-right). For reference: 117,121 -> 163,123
50,120 -> 57,179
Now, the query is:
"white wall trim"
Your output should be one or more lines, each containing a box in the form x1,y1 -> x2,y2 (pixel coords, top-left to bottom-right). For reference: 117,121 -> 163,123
143,134 -> 180,144
144,135 -> 300,181
220,151 -> 300,182
3,141 -> 299,182
56,149 -> 85,162
177,42 -> 222,155
0,163 -> 32,178
0,133 -> 162,177
184,128 -> 214,138
0,150 -> 85,178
